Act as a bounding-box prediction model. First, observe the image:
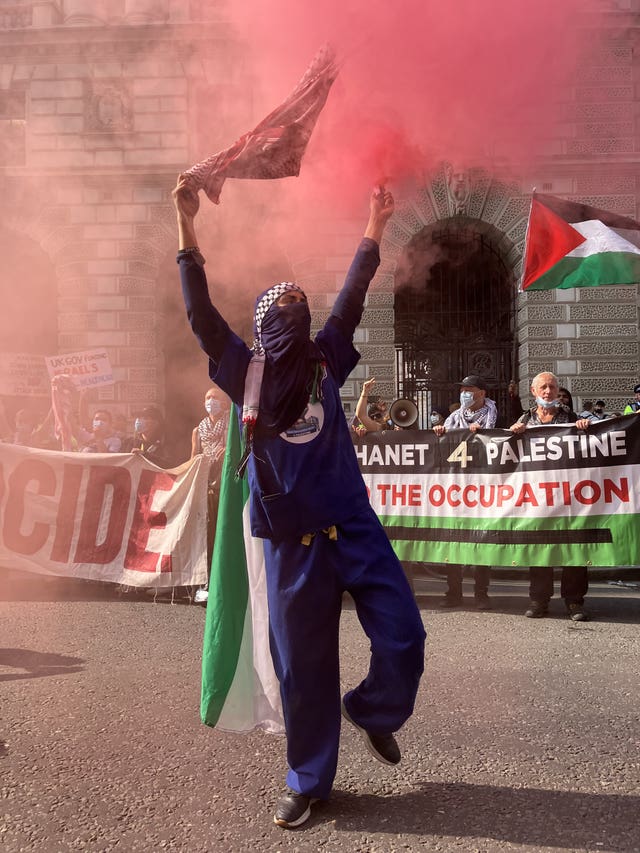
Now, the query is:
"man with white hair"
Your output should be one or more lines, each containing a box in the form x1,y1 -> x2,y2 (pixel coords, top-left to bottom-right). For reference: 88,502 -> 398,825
510,371 -> 591,621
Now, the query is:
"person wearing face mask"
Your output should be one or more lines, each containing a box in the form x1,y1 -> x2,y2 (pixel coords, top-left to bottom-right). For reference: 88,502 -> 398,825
191,386 -> 230,604
432,375 -> 498,436
509,371 -> 591,621
79,409 -> 122,453
131,406 -> 168,467
433,377 -> 497,609
429,407 -> 447,429
174,174 -> 425,830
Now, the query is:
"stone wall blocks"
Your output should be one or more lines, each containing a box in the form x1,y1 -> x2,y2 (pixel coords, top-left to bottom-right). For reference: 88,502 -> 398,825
579,360 -> 638,374
119,276 -> 155,294
56,261 -> 89,278
119,241 -> 164,266
366,293 -> 394,307
525,305 -> 566,322
367,327 -> 395,343
127,261 -> 159,277
569,303 -> 636,321
127,332 -> 157,348
127,296 -> 156,312
578,323 -> 638,338
521,325 -> 556,339
570,377 -> 635,395
119,383 -> 160,402
58,333 -> 89,350
119,313 -> 157,332
116,348 -> 157,365
127,368 -> 158,383
528,341 -> 566,358
570,340 -> 638,357
356,344 -> 395,362
578,285 -> 638,302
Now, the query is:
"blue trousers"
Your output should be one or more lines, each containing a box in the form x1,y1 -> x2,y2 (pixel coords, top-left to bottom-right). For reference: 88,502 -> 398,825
263,507 -> 426,799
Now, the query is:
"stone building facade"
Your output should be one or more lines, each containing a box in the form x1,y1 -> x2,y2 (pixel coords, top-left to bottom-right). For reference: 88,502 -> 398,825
0,0 -> 639,452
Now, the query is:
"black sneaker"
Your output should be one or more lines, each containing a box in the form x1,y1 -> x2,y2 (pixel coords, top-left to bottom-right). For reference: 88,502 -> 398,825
525,600 -> 548,618
341,701 -> 401,766
273,789 -> 318,829
474,593 -> 492,610
567,603 -> 589,622
439,595 -> 463,608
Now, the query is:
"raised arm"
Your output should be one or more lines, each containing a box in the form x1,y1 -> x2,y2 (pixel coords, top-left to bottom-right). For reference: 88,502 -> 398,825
172,174 -> 231,365
329,187 -> 395,340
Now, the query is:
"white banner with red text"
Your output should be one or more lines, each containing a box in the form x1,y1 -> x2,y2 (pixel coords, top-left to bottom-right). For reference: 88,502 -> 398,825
0,444 -> 209,587
355,415 -> 640,568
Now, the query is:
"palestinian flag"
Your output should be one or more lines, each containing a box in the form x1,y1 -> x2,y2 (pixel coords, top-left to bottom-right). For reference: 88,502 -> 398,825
521,192 -> 640,291
201,412 -> 284,734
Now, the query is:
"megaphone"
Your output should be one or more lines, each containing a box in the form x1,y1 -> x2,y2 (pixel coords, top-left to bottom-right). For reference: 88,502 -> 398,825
389,398 -> 419,428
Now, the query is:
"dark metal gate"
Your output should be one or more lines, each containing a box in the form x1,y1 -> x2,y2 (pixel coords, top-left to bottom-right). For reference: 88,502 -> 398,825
394,225 -> 516,427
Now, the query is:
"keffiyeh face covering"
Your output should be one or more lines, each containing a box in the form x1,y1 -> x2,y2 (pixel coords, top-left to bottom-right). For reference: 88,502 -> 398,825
237,282 -> 317,478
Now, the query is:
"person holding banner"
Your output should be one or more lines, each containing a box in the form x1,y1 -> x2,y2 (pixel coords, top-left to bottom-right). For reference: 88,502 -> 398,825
173,174 -> 426,830
190,386 -> 230,604
510,371 -> 591,621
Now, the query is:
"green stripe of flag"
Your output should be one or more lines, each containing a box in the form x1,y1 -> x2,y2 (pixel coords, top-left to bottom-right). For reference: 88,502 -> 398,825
527,250 -> 640,291
200,413 -> 250,727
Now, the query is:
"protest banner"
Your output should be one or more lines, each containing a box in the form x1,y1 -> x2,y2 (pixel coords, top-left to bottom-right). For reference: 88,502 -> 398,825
0,444 -> 209,587
0,352 -> 50,397
45,348 -> 114,390
355,415 -> 640,569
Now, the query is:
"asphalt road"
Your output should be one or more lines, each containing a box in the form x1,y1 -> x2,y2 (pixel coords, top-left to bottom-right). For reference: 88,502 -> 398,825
1,571 -> 639,853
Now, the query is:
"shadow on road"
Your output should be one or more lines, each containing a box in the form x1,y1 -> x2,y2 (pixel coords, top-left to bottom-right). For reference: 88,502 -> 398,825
328,781 -> 639,851
0,647 -> 85,682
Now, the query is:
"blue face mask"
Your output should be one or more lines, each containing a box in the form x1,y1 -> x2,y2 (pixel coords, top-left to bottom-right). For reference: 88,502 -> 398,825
460,391 -> 475,408
205,398 -> 221,417
536,396 -> 558,409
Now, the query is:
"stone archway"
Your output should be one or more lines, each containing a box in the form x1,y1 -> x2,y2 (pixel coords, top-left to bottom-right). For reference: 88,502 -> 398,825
357,163 -> 531,424
394,218 -> 516,425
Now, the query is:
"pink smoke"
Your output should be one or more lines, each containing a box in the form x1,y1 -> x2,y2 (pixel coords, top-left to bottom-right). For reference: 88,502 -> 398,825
220,0 -> 591,211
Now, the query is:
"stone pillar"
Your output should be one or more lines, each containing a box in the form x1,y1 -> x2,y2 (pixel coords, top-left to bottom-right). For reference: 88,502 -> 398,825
63,0 -> 108,25
123,0 -> 167,24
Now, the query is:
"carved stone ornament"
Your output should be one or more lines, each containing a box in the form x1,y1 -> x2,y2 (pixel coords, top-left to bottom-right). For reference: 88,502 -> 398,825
85,80 -> 133,133
444,162 -> 472,215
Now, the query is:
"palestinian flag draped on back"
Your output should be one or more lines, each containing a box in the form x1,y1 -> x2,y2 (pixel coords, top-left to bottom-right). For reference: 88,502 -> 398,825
201,412 -> 284,734
521,192 -> 640,291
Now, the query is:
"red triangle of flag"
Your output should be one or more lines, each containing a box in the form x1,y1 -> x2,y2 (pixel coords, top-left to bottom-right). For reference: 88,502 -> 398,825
522,198 -> 586,290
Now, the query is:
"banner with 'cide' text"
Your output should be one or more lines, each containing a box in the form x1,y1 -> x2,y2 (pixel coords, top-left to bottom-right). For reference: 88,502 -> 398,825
355,415 -> 640,569
0,444 -> 209,587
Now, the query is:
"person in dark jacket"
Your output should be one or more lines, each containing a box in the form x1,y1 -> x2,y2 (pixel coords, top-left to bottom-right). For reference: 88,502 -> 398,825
173,174 -> 425,830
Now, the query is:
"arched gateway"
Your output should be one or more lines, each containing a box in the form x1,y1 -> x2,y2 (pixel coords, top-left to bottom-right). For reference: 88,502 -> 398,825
365,164 -> 531,427
394,219 -> 516,425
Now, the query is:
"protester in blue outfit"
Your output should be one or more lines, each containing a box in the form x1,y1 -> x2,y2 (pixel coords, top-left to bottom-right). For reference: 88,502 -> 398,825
173,174 -> 426,830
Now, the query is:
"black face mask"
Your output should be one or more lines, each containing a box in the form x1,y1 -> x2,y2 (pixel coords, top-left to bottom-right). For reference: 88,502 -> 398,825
594,408 -> 603,414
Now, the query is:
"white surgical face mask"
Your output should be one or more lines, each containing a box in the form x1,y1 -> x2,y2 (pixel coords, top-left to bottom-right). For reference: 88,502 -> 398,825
205,398 -> 221,417
93,419 -> 105,430
430,414 -> 441,424
460,391 -> 475,408
134,418 -> 144,433
536,396 -> 558,409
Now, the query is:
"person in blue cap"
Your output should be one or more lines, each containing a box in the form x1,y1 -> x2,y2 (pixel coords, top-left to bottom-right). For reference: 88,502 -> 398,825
172,174 -> 426,830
